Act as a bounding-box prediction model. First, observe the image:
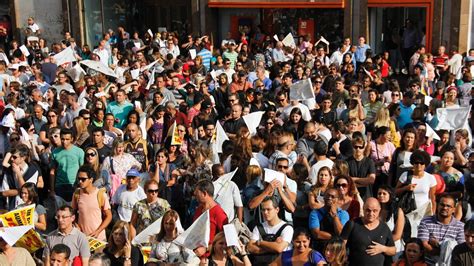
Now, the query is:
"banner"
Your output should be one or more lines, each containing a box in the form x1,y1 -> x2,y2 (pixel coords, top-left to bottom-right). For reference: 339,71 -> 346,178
0,205 -> 45,252
212,122 -> 228,153
141,246 -> 152,263
132,216 -> 162,245
174,210 -> 210,250
88,236 -> 107,252
289,79 -> 315,101
0,225 -> 32,246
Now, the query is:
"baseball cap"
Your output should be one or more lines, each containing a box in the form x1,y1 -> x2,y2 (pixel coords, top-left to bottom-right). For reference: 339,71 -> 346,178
126,168 -> 140,177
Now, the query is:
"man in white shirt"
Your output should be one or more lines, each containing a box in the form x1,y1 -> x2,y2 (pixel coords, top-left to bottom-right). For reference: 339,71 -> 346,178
112,168 -> 146,222
212,164 -> 243,222
247,196 -> 294,265
92,40 -> 110,66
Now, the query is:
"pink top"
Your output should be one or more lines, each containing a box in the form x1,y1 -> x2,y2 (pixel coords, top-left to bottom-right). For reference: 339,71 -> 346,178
73,188 -> 111,241
370,141 -> 396,173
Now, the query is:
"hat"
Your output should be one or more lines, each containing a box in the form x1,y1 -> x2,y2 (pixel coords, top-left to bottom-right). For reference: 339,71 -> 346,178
183,64 -> 190,71
126,168 -> 140,177
436,81 -> 445,89
446,86 -> 457,93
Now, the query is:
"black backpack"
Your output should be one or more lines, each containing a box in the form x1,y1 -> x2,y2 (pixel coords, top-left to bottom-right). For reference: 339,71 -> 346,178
251,223 -> 291,266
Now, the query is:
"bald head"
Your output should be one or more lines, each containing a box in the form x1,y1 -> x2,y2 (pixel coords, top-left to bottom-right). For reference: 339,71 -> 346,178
363,197 -> 381,224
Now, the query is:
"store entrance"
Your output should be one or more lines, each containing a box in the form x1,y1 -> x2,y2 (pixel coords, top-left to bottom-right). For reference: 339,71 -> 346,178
369,7 -> 426,73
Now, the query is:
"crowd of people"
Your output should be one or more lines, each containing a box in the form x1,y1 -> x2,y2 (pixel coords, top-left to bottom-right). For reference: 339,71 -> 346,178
0,16 -> 473,266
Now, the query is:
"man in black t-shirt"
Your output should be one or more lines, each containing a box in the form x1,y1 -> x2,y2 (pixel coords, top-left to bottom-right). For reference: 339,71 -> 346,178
346,134 -> 376,199
90,128 -> 112,164
341,198 -> 396,266
451,220 -> 474,265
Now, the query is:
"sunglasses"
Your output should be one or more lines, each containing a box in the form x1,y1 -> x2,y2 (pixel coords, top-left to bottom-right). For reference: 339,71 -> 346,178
392,93 -> 400,96
353,145 -> 365,150
86,152 -> 96,157
10,137 -> 19,142
147,189 -> 159,194
314,81 -> 322,84
82,117 -> 91,120
277,165 -> 289,169
336,183 -> 348,188
11,155 -> 19,159
78,177 -> 89,182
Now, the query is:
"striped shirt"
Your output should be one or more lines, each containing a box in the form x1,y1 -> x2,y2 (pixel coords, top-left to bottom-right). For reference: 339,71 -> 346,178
197,48 -> 212,71
417,215 -> 465,244
222,50 -> 238,69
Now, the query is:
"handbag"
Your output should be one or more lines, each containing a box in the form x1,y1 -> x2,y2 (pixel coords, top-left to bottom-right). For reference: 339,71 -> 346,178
109,157 -> 122,198
398,171 -> 417,214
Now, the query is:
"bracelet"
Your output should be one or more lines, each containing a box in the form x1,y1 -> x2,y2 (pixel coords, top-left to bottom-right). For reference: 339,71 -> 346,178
123,257 -> 131,261
241,253 -> 248,257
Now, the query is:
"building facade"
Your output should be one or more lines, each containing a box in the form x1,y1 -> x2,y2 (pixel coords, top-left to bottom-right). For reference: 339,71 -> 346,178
4,0 -> 474,54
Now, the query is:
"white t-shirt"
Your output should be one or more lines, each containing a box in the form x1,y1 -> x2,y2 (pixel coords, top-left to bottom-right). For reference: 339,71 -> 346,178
112,185 -> 146,222
399,172 -> 437,208
308,159 -> 335,185
213,179 -> 243,221
251,220 -> 293,251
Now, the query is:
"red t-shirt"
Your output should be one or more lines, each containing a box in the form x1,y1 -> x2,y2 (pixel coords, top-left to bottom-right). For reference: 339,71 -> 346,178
193,204 -> 228,247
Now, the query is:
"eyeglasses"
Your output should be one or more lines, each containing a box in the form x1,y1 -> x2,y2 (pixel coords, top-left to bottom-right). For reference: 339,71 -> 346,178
86,152 -> 96,157
78,177 -> 90,182
147,189 -> 159,194
353,145 -> 365,150
277,165 -> 289,169
336,183 -> 348,188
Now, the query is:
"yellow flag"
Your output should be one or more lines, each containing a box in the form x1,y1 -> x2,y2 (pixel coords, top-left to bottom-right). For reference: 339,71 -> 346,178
141,246 -> 152,263
87,236 -> 107,252
167,121 -> 183,145
0,205 -> 44,253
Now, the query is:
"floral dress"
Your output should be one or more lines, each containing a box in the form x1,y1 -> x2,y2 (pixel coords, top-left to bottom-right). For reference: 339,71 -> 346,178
133,198 -> 171,234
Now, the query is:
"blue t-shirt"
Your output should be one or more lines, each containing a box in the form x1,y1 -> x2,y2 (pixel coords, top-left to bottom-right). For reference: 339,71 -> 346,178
281,249 -> 326,265
397,102 -> 415,129
309,207 -> 349,230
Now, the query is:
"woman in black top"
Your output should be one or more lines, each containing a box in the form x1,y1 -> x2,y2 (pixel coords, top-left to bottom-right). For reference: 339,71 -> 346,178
104,221 -> 143,266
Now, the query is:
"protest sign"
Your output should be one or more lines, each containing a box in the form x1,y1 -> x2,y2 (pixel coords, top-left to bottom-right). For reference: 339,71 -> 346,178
0,225 -> 32,246
289,79 -> 314,101
212,122 -> 228,153
264,168 -> 286,185
88,236 -> 107,252
0,205 -> 44,252
167,121 -> 183,146
436,106 -> 471,130
223,224 -> 239,247
133,217 -> 162,245
19,45 -> 30,57
242,111 -> 264,136
53,46 -> 76,65
282,33 -> 296,48
189,49 -> 197,59
174,210 -> 210,250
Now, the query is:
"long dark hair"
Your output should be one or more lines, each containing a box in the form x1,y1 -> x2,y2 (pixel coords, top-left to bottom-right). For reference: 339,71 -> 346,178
377,185 -> 397,222
402,238 -> 425,263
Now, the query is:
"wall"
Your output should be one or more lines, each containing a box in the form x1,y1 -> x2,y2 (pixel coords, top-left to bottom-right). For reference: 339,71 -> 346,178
13,0 -> 65,43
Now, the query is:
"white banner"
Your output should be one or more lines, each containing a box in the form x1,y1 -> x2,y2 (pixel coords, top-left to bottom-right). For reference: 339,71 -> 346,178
242,111 -> 264,136
289,79 -> 315,101
174,210 -> 210,250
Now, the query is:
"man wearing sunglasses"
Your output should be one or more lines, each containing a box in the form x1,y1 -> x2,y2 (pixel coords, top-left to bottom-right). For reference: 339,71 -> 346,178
72,165 -> 112,241
346,134 -> 376,199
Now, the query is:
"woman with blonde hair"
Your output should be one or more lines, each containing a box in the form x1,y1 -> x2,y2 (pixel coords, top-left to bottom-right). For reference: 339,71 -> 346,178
73,117 -> 90,148
324,237 -> 347,266
308,166 -> 334,209
242,165 -> 263,225
207,232 -> 251,266
371,106 -> 400,146
147,210 -> 199,265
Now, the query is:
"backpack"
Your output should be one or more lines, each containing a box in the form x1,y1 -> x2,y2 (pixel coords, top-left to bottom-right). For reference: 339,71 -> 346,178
72,187 -> 107,210
251,222 -> 291,266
